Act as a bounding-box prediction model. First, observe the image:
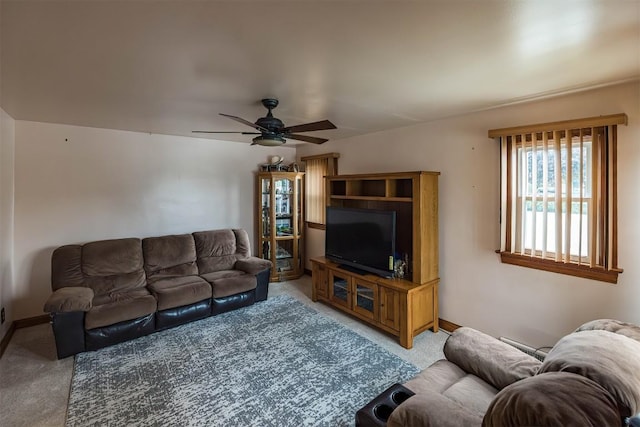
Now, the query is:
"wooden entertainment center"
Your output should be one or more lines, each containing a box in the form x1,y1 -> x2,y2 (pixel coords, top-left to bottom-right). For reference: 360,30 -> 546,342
310,171 -> 439,349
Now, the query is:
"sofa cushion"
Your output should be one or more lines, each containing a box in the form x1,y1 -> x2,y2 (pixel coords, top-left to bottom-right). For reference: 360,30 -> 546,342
539,330 -> 640,417
444,327 -> 541,391
387,391 -> 484,427
142,234 -> 198,280
209,274 -> 256,298
233,229 -> 252,257
443,374 -> 498,416
83,270 -> 147,298
147,276 -> 211,311
82,238 -> 143,276
193,229 -> 251,274
482,372 -> 621,427
51,245 -> 84,290
81,238 -> 146,296
405,360 -> 497,417
86,289 -> 157,330
405,360 -> 468,395
200,270 -> 245,283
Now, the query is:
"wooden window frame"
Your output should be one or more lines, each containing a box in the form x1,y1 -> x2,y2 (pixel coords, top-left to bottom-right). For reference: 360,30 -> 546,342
489,114 -> 626,284
301,153 -> 339,230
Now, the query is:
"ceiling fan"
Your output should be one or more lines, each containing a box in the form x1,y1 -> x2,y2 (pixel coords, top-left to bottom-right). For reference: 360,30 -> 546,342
193,98 -> 336,146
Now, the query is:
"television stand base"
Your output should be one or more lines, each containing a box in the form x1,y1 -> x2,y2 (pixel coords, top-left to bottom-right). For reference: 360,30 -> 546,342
311,256 -> 439,349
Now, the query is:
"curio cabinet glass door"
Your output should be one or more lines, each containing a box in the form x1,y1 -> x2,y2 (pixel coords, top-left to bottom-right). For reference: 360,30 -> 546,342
257,171 -> 304,282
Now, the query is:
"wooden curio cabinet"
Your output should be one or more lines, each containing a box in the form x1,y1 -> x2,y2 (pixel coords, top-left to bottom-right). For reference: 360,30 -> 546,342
257,171 -> 304,282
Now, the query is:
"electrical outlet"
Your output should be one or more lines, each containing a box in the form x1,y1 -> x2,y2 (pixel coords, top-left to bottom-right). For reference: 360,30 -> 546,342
1,307 -> 5,324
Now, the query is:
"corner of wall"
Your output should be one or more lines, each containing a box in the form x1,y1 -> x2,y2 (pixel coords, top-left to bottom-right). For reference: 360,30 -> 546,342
0,108 -> 16,343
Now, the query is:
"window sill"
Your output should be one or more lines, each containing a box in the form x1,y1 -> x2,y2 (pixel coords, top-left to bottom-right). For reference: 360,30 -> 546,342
499,252 -> 622,284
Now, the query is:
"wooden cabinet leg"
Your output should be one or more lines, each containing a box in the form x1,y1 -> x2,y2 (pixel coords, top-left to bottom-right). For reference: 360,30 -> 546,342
432,282 -> 439,332
400,292 -> 412,349
399,331 -> 413,349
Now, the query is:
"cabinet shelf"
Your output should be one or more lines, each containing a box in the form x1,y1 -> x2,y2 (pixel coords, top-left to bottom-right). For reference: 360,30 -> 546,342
333,281 -> 348,291
356,292 -> 374,301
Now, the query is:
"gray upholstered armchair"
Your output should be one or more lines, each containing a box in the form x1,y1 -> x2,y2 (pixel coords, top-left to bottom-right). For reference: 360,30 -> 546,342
358,319 -> 640,427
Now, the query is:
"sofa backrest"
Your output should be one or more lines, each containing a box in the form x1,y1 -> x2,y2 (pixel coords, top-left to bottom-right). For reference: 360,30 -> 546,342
51,238 -> 146,297
142,233 -> 198,281
193,229 -> 251,274
539,329 -> 640,418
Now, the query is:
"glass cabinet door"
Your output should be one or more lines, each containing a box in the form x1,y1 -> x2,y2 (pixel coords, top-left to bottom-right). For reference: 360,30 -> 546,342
260,177 -> 271,261
329,269 -> 350,308
274,177 -> 293,236
275,239 -> 294,274
353,278 -> 378,320
295,175 -> 303,239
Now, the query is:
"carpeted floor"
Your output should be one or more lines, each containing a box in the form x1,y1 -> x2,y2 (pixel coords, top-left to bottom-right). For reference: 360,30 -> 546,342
67,295 -> 420,427
1,278 -> 449,427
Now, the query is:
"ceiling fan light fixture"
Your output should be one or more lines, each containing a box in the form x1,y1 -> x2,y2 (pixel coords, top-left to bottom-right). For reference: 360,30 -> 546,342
252,135 -> 286,146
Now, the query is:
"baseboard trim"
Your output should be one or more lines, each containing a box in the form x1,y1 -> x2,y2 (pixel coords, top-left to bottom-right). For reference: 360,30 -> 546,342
14,314 -> 50,329
438,318 -> 461,333
0,322 -> 16,359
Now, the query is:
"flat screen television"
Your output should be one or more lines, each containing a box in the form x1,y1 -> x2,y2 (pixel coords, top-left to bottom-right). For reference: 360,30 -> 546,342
325,206 -> 396,278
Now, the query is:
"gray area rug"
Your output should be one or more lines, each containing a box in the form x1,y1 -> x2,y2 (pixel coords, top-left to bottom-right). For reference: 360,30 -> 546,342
67,295 -> 420,426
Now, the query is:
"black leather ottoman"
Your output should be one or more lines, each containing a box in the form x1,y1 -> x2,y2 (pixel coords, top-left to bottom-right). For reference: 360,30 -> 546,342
355,383 -> 415,427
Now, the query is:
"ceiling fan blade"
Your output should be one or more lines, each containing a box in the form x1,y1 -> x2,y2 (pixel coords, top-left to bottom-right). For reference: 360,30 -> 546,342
282,119 -> 336,133
284,133 -> 328,144
219,113 -> 269,132
192,131 -> 261,134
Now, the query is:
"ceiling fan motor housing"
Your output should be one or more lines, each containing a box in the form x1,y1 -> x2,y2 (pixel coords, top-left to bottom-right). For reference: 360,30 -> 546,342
255,116 -> 284,132
256,98 -> 284,132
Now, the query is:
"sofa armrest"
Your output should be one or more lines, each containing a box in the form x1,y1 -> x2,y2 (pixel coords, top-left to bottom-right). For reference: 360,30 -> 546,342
235,257 -> 272,275
44,287 -> 94,313
444,327 -> 541,390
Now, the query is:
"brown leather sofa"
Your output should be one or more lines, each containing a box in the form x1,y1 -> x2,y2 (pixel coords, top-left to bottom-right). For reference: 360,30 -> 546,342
357,319 -> 640,427
44,229 -> 271,359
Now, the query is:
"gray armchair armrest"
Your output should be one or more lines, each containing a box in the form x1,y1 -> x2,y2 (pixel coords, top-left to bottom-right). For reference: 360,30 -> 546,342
44,287 -> 94,313
444,327 -> 541,390
235,257 -> 272,275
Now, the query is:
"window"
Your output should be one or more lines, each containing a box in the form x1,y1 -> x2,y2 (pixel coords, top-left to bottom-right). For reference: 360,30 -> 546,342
301,153 -> 339,229
489,114 -> 626,283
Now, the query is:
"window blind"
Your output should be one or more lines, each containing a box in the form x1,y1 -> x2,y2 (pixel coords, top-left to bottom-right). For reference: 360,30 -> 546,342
489,114 -> 625,283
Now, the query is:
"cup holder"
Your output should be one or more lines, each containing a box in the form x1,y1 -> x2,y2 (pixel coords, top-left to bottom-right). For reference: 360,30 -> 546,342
373,404 -> 393,421
391,391 -> 412,405
356,383 -> 416,427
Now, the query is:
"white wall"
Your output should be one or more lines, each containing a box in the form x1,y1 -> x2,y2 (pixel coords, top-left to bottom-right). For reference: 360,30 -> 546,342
0,108 -> 16,341
13,122 -> 294,319
298,81 -> 640,347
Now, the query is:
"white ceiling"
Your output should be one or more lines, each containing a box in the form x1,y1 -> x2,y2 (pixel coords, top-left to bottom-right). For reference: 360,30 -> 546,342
2,1 -> 639,145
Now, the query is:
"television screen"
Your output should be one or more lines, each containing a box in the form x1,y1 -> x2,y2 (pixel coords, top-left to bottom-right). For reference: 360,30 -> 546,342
325,206 -> 396,278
